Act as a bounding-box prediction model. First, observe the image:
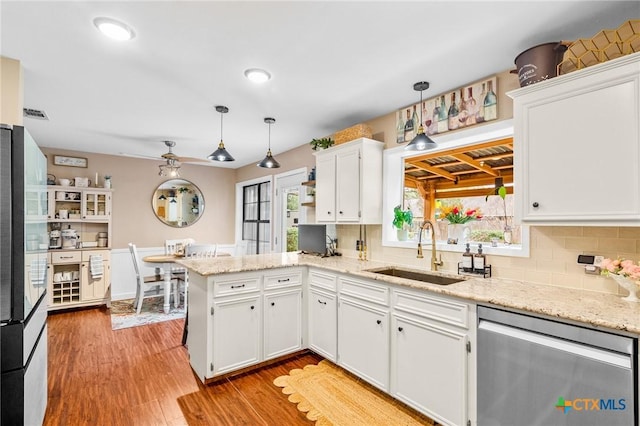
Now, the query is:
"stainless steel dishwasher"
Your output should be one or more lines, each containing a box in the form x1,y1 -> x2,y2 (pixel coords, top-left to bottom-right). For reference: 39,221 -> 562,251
477,306 -> 637,426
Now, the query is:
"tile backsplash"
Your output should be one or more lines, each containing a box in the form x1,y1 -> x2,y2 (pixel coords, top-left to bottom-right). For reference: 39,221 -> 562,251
335,225 -> 640,296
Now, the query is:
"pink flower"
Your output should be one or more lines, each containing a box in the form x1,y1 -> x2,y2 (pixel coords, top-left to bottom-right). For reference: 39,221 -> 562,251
621,259 -> 634,268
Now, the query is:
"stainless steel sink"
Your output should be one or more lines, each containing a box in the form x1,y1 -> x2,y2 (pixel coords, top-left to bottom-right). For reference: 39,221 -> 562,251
366,267 -> 464,285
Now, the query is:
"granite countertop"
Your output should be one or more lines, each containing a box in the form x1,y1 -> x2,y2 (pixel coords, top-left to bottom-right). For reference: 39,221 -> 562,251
176,253 -> 640,335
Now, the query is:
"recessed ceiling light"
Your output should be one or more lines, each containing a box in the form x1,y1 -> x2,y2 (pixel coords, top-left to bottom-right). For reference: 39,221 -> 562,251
93,17 -> 135,41
244,68 -> 271,84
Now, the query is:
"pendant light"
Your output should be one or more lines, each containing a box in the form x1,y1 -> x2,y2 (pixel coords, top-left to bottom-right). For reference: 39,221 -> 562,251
257,117 -> 281,168
404,81 -> 438,151
207,105 -> 235,162
158,158 -> 181,177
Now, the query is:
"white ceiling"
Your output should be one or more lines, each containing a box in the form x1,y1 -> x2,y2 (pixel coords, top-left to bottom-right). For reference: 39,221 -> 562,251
1,1 -> 637,168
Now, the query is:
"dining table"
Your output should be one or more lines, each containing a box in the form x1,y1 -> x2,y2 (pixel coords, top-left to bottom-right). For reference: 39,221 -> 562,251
142,252 -> 230,313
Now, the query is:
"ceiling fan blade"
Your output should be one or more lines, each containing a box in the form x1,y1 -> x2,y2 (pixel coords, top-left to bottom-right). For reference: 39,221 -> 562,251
175,156 -> 212,163
119,152 -> 164,161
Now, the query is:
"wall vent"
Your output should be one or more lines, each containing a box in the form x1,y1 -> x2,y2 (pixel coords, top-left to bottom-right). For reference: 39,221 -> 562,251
23,108 -> 49,120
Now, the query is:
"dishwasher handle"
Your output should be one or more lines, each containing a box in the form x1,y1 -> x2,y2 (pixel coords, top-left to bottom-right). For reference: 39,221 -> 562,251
479,319 -> 632,369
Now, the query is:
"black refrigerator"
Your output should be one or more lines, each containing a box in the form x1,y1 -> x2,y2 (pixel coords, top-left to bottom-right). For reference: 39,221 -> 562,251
1,124 -> 49,425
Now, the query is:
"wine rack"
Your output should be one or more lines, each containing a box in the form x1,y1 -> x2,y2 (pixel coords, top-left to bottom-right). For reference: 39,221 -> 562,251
51,280 -> 81,305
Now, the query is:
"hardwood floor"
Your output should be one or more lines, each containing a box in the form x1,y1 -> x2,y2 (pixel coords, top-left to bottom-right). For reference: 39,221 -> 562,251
44,307 -> 320,425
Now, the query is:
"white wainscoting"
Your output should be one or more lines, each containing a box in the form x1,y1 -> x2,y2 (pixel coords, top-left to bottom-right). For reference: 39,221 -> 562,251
111,246 -> 163,301
110,244 -> 238,301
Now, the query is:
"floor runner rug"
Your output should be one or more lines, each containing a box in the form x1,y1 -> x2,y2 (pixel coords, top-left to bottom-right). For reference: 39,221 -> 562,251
274,360 -> 436,425
110,296 -> 185,330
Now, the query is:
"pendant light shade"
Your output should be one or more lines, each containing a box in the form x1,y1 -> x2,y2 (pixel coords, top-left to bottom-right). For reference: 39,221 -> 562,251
207,105 -> 235,162
405,81 -> 438,151
257,117 -> 281,168
158,158 -> 181,177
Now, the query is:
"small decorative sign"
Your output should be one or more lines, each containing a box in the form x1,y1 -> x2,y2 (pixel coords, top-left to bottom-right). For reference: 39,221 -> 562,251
396,76 -> 498,144
53,155 -> 88,168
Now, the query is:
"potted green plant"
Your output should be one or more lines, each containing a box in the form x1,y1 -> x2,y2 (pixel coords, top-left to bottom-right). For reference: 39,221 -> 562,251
309,137 -> 335,151
392,205 -> 413,241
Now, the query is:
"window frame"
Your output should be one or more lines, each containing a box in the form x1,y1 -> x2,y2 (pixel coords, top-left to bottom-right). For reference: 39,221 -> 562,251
382,119 -> 530,257
236,176 -> 274,254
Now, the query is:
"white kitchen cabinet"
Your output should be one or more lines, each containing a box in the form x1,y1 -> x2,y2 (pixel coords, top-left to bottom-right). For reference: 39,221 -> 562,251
307,269 -> 338,361
391,288 -> 475,426
188,268 -> 305,382
49,249 -> 110,310
80,250 -> 110,302
314,138 -> 383,224
510,52 -> 640,224
338,296 -> 389,392
315,154 -> 336,222
212,294 -> 261,375
263,288 -> 302,360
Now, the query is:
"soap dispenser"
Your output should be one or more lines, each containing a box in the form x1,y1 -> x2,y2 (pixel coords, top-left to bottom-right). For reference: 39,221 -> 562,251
474,243 -> 486,273
462,243 -> 474,272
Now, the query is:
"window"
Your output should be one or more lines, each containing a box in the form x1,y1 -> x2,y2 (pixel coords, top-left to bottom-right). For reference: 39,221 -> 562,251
381,119 -> 529,257
402,137 -> 519,246
403,188 -> 519,245
242,181 -> 271,254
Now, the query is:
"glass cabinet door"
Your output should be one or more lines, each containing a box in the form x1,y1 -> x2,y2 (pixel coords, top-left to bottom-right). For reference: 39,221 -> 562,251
82,190 -> 110,220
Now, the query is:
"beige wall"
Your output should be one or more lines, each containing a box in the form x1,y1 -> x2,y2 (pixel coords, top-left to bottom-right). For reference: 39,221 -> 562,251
42,148 -> 236,249
235,143 -> 315,183
343,68 -> 638,296
0,56 -> 24,126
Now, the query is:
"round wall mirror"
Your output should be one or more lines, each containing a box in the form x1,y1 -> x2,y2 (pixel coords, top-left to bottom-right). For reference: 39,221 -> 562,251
152,179 -> 205,227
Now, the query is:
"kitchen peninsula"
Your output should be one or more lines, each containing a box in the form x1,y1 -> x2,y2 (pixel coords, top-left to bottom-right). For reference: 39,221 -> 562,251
178,253 -> 640,426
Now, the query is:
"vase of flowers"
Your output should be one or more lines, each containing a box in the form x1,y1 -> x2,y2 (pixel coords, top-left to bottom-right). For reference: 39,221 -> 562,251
437,204 -> 482,244
392,205 -> 413,241
601,258 -> 640,302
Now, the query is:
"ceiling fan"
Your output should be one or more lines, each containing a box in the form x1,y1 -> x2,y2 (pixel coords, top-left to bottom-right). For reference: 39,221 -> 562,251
158,140 -> 210,164
120,140 -> 210,164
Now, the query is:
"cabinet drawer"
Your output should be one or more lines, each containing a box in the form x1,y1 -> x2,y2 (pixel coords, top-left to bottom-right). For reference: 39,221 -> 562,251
393,289 -> 469,329
309,270 -> 337,292
264,269 -> 302,290
213,274 -> 260,297
51,251 -> 82,264
81,250 -> 110,261
339,276 -> 389,306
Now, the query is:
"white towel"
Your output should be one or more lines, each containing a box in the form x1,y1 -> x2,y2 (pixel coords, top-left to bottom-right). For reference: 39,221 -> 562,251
30,258 -> 47,287
90,255 -> 104,279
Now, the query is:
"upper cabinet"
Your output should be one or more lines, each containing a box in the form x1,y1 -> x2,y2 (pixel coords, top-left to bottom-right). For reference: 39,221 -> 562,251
509,53 -> 640,225
314,138 -> 383,224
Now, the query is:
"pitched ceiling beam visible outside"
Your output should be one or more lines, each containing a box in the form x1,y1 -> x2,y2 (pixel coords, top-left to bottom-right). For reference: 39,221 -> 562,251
407,137 -> 513,163
406,161 -> 457,182
435,172 -> 513,191
450,152 -> 500,177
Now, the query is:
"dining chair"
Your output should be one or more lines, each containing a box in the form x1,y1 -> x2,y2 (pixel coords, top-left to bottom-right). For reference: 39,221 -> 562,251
164,237 -> 195,287
186,243 -> 218,258
128,243 -> 175,314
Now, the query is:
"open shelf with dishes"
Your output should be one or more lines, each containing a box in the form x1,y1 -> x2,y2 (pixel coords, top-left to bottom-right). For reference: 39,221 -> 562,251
301,180 -> 316,207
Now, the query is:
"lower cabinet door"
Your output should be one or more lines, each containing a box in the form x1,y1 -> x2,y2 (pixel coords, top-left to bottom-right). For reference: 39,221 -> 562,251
213,295 -> 261,375
391,314 -> 468,426
308,288 -> 337,361
80,260 -> 109,301
263,288 -> 302,360
338,297 -> 389,391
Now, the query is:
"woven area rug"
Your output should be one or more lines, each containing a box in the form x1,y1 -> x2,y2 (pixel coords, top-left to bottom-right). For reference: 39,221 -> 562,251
274,360 -> 435,425
110,296 -> 185,330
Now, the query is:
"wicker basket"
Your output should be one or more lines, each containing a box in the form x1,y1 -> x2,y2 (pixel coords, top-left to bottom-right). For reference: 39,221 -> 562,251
334,123 -> 372,145
558,19 -> 640,75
